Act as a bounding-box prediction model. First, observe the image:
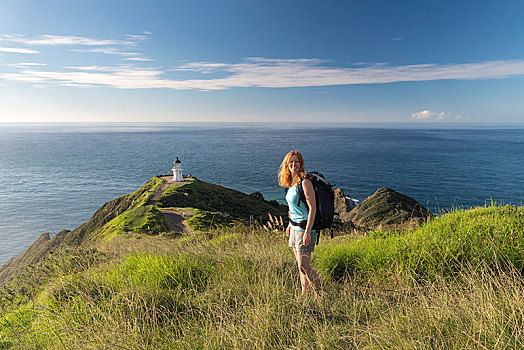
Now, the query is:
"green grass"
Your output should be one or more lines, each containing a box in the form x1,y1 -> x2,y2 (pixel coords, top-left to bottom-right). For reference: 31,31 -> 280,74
93,205 -> 170,238
2,204 -> 524,349
131,177 -> 165,207
185,208 -> 237,231
161,179 -> 193,196
157,207 -> 197,218
153,206 -> 234,232
84,177 -> 166,240
157,178 -> 287,223
314,205 -> 524,280
135,206 -> 170,234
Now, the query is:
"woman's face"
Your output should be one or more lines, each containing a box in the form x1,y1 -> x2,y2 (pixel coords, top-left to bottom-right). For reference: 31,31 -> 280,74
288,155 -> 300,175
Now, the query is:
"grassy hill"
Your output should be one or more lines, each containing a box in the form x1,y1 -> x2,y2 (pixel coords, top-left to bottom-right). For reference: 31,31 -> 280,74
157,178 -> 287,223
0,177 -> 165,288
2,203 -> 524,348
0,177 -> 287,289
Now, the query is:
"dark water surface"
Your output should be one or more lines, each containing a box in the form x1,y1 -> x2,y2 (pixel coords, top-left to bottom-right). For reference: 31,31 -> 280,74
1,123 -> 523,265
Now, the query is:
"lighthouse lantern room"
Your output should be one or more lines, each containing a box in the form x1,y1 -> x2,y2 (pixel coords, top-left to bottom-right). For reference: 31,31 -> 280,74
172,157 -> 184,182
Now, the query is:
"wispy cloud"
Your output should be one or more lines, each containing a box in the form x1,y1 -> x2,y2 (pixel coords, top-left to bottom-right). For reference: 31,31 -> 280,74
0,47 -> 39,54
1,33 -> 153,64
1,34 -> 134,46
2,36 -> 524,91
69,47 -> 140,57
7,62 -> 47,68
0,67 -> 164,89
391,37 -> 404,41
124,57 -> 154,62
64,65 -> 129,72
168,58 -> 524,89
125,34 -> 150,42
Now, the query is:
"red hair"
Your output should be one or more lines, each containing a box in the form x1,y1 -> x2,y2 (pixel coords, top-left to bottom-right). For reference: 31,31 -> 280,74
278,150 -> 306,188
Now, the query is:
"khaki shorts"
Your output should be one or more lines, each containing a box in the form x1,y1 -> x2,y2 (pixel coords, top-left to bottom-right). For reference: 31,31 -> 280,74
288,228 -> 317,252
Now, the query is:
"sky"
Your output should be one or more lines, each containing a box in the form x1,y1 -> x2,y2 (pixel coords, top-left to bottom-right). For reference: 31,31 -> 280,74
0,0 -> 523,123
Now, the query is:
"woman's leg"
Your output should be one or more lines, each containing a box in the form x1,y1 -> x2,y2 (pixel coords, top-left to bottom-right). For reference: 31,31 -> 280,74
293,248 -> 308,293
295,250 -> 320,294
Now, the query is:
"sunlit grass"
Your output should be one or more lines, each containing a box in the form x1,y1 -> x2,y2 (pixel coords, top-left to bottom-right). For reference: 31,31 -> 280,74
314,205 -> 524,280
2,205 -> 524,349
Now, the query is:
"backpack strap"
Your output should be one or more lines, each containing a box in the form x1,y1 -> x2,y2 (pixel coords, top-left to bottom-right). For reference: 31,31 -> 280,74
296,174 -> 310,209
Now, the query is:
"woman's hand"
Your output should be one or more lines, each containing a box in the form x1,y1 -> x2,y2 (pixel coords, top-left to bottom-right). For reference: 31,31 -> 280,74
286,226 -> 291,237
303,230 -> 311,247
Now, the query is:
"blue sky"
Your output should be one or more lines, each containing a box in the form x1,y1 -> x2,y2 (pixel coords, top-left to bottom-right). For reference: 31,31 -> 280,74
0,0 -> 523,123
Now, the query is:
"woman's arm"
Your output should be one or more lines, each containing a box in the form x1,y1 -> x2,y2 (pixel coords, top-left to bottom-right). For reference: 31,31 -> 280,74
302,178 -> 316,246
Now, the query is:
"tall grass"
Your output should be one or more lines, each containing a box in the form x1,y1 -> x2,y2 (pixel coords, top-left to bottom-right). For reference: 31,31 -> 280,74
1,205 -> 524,349
314,205 -> 524,280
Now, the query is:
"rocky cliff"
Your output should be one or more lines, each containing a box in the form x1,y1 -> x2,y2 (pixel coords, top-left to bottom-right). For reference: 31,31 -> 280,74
345,187 -> 432,229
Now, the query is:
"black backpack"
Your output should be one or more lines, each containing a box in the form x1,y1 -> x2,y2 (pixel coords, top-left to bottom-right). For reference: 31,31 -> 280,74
291,172 -> 335,241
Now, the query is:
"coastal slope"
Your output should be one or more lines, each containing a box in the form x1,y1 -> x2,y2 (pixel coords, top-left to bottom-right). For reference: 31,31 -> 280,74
1,201 -> 524,348
0,176 -> 287,287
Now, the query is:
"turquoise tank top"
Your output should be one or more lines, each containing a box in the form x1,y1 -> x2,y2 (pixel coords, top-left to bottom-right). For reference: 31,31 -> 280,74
286,184 -> 313,232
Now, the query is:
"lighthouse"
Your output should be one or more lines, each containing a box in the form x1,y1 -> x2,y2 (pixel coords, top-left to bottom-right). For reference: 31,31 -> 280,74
172,157 -> 184,182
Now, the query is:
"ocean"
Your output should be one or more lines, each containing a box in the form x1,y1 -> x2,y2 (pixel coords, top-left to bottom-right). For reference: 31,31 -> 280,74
1,122 -> 523,266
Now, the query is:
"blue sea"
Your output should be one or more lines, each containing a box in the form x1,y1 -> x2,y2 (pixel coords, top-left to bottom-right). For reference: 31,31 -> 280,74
1,122 -> 524,266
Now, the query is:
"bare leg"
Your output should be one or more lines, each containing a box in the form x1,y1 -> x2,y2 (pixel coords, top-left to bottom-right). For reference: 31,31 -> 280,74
295,250 -> 320,295
293,248 -> 308,293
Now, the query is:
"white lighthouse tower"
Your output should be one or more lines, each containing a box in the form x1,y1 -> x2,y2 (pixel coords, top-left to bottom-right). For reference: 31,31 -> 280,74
172,157 -> 184,182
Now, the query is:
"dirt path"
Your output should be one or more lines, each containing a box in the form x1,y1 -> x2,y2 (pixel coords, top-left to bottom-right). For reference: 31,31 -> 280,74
146,176 -> 194,234
159,209 -> 193,234
145,176 -> 185,206
151,181 -> 170,202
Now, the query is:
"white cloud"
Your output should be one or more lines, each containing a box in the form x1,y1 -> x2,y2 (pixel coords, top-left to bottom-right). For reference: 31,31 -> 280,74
411,110 -> 469,121
2,34 -> 132,46
58,82 -> 95,88
64,65 -> 130,72
2,67 -> 165,89
411,110 -> 436,120
171,62 -> 232,73
0,47 -> 39,54
0,72 -> 48,83
124,57 -> 154,62
1,33 -> 151,65
436,112 -> 450,120
7,62 -> 46,68
3,54 -> 524,91
125,34 -> 150,42
158,58 -> 524,90
392,37 -> 404,41
69,47 -> 140,56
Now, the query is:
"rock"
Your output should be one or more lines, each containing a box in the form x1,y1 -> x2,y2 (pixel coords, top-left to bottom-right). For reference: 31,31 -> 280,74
334,189 -> 349,220
346,187 -> 432,230
0,230 -> 70,287
248,192 -> 265,201
334,188 -> 358,222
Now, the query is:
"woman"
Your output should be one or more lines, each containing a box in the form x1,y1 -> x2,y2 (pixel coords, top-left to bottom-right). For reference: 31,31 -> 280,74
278,150 -> 320,295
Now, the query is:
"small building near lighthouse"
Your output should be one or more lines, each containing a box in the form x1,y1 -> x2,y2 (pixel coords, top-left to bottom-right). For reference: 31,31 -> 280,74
172,157 -> 184,182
